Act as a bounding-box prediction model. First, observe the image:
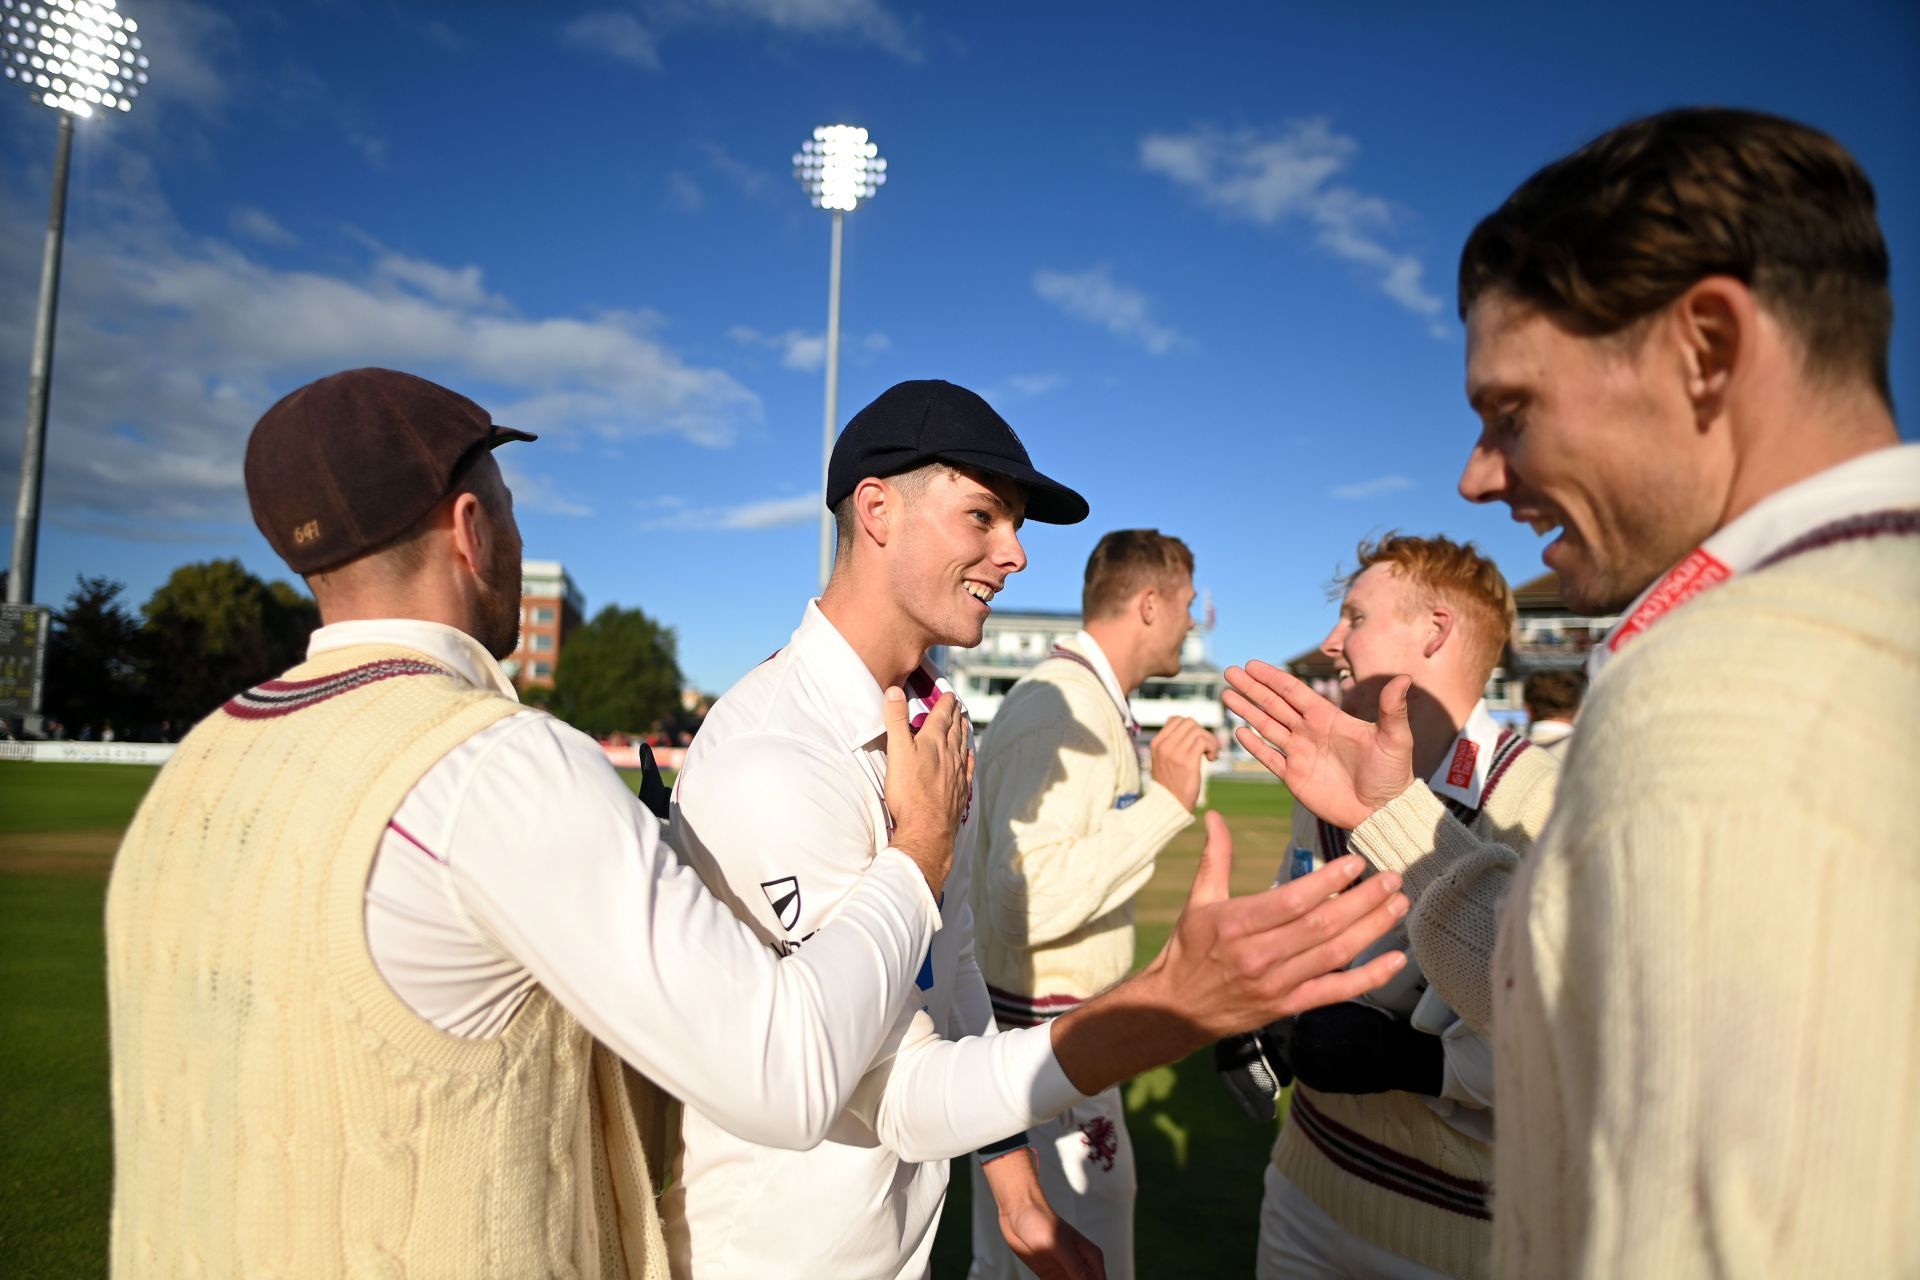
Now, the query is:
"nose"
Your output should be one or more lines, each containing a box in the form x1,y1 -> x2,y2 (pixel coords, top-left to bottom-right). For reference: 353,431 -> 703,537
1319,620 -> 1346,661
997,526 -> 1028,576
1458,436 -> 1508,505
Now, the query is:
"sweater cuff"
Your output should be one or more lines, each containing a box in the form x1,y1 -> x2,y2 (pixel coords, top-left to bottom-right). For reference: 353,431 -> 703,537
1128,782 -> 1195,850
1348,782 -> 1478,898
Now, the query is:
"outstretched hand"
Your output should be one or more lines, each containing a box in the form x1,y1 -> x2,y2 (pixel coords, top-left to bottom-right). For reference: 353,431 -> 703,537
1223,660 -> 1416,830
1046,811 -> 1411,1098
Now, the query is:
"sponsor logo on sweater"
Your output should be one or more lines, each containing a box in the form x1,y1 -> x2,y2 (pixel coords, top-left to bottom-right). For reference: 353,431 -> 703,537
1607,547 -> 1732,653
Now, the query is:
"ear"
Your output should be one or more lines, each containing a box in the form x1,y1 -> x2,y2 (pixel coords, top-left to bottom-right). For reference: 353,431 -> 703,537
1422,603 -> 1455,660
1672,276 -> 1749,427
1136,587 -> 1157,626
853,477 -> 895,549
447,491 -> 489,578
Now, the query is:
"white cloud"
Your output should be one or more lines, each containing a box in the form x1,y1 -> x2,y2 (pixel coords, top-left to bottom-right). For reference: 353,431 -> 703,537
564,0 -> 917,71
640,492 -> 820,531
728,326 -> 889,373
230,207 -> 300,247
0,180 -> 760,539
499,462 -> 596,518
1005,373 -> 1067,398
375,253 -> 503,310
1141,120 -> 1447,328
682,0 -> 918,59
562,10 -> 663,69
1032,266 -> 1187,356
1329,474 -> 1416,500
666,172 -> 706,213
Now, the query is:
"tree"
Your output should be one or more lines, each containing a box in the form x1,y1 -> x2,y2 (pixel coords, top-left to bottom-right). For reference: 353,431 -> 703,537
142,559 -> 319,724
548,603 -> 683,738
44,575 -> 151,732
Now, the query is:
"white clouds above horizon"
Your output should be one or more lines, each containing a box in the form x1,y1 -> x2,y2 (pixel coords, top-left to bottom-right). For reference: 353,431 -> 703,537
1141,120 -> 1449,334
561,0 -> 917,72
1032,266 -> 1186,356
1329,474 -> 1417,500
639,491 -> 819,531
0,185 -> 761,541
562,10 -> 662,68
229,206 -> 299,247
727,325 -> 889,372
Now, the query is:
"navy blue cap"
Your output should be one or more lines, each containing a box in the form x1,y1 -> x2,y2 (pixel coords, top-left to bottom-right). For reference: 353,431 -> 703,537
825,379 -> 1089,525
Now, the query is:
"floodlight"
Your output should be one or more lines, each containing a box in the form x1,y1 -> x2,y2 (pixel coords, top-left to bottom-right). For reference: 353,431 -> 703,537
793,124 -> 889,590
0,0 -> 141,118
793,123 -> 888,213
4,0 -> 149,610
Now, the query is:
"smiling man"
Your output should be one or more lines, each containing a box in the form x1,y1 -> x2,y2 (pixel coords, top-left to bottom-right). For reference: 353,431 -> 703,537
1224,109 -> 1919,1277
1227,536 -> 1557,1280
667,380 -> 1413,1279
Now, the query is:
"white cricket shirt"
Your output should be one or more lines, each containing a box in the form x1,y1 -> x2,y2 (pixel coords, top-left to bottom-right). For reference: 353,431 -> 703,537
664,601 -> 1087,1280
338,618 -> 942,1149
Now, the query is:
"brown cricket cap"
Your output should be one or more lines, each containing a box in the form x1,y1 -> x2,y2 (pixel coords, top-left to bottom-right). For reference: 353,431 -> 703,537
244,367 -> 536,574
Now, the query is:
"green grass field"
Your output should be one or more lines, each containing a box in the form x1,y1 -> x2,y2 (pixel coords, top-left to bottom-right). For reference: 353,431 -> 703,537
0,760 -> 1295,1276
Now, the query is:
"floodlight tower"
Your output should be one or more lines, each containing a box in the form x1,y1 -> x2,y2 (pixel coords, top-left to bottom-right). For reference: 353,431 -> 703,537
793,124 -> 886,594
2,0 -> 147,606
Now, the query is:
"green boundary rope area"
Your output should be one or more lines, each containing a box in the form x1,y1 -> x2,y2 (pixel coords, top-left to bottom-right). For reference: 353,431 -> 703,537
0,761 -> 1293,1276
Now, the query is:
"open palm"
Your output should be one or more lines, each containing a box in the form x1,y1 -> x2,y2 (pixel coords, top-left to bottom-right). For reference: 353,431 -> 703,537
1222,660 -> 1415,830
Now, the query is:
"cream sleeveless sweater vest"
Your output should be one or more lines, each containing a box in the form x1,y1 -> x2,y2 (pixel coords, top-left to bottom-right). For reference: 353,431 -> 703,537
106,643 -> 671,1278
1271,741 -> 1558,1280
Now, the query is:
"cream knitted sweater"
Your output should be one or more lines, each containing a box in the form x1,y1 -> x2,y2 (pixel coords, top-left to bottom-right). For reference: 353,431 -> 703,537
970,650 -> 1192,1022
107,644 -> 671,1278
1275,736 -> 1557,1280
1352,534 -> 1920,1278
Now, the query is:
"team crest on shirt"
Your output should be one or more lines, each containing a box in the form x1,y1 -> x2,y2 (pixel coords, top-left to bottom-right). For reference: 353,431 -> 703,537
761,876 -> 802,931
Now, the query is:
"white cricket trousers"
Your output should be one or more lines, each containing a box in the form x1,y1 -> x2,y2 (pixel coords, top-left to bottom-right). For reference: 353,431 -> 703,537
1257,1164 -> 1454,1279
968,1086 -> 1136,1280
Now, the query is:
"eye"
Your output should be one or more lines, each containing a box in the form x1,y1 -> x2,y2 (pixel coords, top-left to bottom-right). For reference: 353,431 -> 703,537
970,509 -> 992,526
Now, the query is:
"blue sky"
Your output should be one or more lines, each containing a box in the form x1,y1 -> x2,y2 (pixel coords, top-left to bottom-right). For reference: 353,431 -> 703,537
2,0 -> 1915,691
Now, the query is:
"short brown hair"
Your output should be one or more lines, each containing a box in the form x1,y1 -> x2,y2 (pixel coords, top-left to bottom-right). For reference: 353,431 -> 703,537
1342,533 -> 1515,679
1524,670 -> 1586,719
1083,529 -> 1194,619
1459,108 -> 1892,404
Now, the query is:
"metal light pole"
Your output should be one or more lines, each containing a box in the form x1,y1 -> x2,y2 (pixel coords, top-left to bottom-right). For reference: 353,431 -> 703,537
793,124 -> 886,594
2,0 -> 147,605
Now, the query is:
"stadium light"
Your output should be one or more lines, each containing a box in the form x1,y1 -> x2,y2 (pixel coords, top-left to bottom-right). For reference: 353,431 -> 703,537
3,0 -> 148,607
793,124 -> 887,593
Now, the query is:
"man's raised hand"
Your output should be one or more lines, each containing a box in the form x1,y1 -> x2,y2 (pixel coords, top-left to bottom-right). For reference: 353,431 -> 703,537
1047,811 -> 1408,1096
882,686 -> 974,897
1155,811 -> 1408,1038
1223,660 -> 1415,830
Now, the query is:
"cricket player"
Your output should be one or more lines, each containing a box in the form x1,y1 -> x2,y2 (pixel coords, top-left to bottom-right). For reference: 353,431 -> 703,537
106,368 -> 973,1277
966,529 -> 1217,1280
667,379 -> 1414,1279
1223,535 -> 1558,1280
1225,109 -> 1920,1277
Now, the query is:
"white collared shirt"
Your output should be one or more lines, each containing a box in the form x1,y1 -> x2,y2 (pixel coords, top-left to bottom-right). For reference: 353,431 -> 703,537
1069,629 -> 1132,717
665,601 -> 1086,1280
333,618 -> 941,1149
1590,442 -> 1920,679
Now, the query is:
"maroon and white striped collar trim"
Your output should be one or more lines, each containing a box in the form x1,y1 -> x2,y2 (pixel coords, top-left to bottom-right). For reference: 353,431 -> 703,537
222,659 -> 451,720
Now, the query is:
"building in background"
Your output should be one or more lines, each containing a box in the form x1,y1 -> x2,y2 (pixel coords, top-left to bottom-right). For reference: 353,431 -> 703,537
504,559 -> 586,692
1281,570 -> 1618,728
942,608 -> 1225,738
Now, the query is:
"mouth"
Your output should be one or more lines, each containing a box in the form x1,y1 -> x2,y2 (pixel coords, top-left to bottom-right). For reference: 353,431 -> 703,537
1334,665 -> 1353,687
1513,508 -> 1570,562
962,580 -> 997,609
